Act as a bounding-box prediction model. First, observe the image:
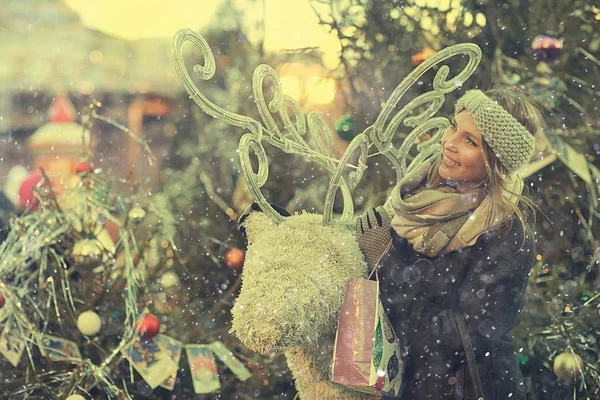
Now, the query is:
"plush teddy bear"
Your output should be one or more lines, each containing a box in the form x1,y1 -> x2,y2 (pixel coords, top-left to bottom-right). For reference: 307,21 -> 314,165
230,209 -> 383,399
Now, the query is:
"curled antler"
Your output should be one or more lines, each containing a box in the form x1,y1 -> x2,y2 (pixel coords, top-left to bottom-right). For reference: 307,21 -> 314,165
173,29 -> 356,224
173,29 -> 482,225
370,43 -> 482,181
306,113 -> 336,159
173,30 -> 289,223
323,133 -> 369,224
238,133 -> 284,224
173,29 -> 261,134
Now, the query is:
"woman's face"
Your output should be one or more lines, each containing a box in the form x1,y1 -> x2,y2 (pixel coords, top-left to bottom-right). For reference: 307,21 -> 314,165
438,110 -> 488,185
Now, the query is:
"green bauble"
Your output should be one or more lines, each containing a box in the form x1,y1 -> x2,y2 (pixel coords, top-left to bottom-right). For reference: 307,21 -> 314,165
517,354 -> 531,373
579,293 -> 590,302
335,115 -> 355,141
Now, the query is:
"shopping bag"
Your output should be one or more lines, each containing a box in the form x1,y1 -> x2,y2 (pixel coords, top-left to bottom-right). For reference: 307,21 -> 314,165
330,278 -> 404,396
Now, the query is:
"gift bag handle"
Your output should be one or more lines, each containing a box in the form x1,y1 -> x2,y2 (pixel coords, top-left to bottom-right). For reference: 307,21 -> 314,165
453,310 -> 485,400
367,238 -> 393,281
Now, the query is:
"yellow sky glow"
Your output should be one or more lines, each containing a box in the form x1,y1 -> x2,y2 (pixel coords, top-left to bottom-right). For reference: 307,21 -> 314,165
63,0 -> 340,56
63,0 -> 221,40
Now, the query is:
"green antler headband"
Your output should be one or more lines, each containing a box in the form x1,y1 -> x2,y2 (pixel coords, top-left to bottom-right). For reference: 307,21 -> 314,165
455,89 -> 535,172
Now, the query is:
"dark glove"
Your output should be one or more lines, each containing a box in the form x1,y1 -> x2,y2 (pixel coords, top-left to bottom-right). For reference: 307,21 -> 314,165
355,206 -> 393,272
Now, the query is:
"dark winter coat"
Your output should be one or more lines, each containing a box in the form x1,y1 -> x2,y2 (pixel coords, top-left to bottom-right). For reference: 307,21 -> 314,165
378,217 -> 535,400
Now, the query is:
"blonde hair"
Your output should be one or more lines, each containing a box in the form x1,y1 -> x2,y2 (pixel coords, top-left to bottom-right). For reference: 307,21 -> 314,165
427,87 -> 543,243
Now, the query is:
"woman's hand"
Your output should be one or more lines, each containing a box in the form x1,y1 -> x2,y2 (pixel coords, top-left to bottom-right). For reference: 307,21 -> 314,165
355,206 -> 393,271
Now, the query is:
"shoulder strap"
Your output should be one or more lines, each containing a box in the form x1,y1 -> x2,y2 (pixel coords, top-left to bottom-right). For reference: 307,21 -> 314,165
453,310 -> 486,400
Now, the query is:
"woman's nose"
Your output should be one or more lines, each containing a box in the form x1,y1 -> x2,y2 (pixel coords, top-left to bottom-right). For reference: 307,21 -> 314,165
443,132 -> 458,152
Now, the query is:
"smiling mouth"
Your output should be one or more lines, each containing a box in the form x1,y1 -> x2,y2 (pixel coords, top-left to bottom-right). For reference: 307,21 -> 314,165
443,154 -> 461,167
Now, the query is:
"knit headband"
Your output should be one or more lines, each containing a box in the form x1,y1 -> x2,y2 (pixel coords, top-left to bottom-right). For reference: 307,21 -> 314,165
454,90 -> 535,171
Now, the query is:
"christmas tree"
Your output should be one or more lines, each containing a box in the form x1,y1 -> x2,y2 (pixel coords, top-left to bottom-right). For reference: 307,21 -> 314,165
0,94 -> 295,398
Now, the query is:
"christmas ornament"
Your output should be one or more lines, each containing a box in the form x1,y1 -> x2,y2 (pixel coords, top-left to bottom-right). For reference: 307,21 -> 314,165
579,293 -> 590,302
18,170 -> 44,209
553,352 -> 584,381
72,238 -> 104,267
69,205 -> 110,236
517,354 -> 531,373
159,271 -> 181,289
137,314 -> 160,339
218,55 -> 231,69
77,310 -> 102,336
66,395 -> 86,400
0,293 -> 5,308
532,34 -> 563,62
186,345 -> 221,393
335,115 -> 355,141
224,247 -> 245,271
75,162 -> 92,174
104,219 -> 121,244
128,206 -> 146,223
411,46 -> 437,66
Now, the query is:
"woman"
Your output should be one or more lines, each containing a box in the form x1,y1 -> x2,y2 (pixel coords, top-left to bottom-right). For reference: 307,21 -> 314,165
358,88 -> 543,399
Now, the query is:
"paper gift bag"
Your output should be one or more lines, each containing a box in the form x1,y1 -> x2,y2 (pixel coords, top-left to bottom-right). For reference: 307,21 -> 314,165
330,278 -> 404,396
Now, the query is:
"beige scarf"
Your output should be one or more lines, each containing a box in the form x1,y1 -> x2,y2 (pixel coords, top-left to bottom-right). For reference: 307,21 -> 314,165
390,151 -> 524,257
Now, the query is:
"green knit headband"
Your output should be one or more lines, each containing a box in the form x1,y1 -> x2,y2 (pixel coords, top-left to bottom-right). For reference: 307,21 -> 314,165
454,90 -> 535,172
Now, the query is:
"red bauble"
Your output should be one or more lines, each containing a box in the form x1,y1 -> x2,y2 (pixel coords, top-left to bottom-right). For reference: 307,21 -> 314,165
137,314 -> 160,339
532,34 -> 563,62
375,374 -> 386,390
18,170 -> 44,208
75,162 -> 92,174
0,293 -> 5,308
411,46 -> 436,66
225,247 -> 245,271
104,218 -> 121,244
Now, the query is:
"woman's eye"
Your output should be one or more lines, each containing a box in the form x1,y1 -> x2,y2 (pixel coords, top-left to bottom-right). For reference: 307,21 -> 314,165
466,137 -> 477,146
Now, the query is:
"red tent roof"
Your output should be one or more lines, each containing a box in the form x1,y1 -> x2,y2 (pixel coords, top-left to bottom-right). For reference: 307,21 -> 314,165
48,93 -> 77,123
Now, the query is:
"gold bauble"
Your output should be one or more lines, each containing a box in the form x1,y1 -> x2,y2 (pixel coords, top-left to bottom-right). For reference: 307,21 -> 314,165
67,204 -> 110,236
76,310 -> 102,336
66,395 -> 86,400
159,270 -> 181,289
128,206 -> 146,223
73,238 -> 104,267
553,352 -> 584,381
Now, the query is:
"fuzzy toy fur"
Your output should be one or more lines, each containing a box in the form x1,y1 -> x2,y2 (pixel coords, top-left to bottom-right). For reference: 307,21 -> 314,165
231,211 -> 380,399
